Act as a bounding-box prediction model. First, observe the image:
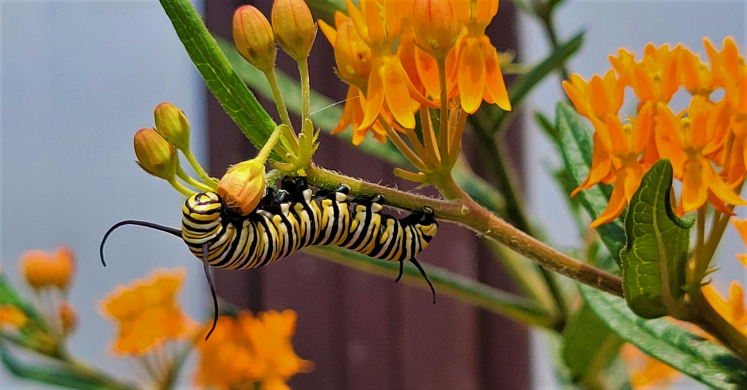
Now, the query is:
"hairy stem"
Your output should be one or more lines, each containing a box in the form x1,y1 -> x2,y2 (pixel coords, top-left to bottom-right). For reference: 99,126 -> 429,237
298,59 -> 311,123
263,68 -> 299,154
305,165 -> 623,297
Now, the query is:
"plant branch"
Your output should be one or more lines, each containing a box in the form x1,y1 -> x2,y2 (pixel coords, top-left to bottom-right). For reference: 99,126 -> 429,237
304,165 -> 623,297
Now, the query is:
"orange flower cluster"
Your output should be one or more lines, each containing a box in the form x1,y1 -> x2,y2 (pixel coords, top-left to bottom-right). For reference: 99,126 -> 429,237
195,310 -> 313,390
319,0 -> 511,145
100,268 -> 196,355
566,38 -> 747,228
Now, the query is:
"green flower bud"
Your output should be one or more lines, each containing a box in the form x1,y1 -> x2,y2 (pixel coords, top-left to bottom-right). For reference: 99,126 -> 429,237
154,102 -> 190,150
133,128 -> 177,180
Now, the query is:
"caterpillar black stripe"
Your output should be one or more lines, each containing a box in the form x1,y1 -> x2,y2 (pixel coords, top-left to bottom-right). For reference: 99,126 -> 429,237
100,176 -> 439,338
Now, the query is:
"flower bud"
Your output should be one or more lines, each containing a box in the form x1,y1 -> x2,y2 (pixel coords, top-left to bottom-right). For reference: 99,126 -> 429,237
51,246 -> 75,291
58,301 -> 78,334
21,250 -> 53,290
413,0 -> 458,59
233,6 -> 277,72
134,128 -> 177,180
154,102 -> 190,150
272,0 -> 317,61
217,160 -> 266,215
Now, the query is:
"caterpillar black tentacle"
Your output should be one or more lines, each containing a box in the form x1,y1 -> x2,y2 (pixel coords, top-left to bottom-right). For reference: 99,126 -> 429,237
99,220 -> 182,266
100,176 -> 439,337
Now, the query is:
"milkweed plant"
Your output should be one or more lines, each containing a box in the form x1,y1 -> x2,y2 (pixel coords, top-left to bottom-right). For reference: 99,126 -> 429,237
3,0 -> 747,388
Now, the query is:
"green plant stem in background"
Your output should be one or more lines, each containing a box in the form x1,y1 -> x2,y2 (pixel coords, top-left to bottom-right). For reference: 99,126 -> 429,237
306,246 -> 554,328
176,162 -> 214,192
305,165 -> 624,297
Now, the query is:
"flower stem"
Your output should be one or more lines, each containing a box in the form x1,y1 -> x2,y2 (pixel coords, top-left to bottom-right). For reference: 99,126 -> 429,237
168,177 -> 197,197
437,57 -> 450,167
297,59 -> 311,124
378,118 -> 427,171
176,162 -> 215,191
263,68 -> 299,153
304,166 -> 623,297
182,150 -> 217,185
256,124 -> 285,163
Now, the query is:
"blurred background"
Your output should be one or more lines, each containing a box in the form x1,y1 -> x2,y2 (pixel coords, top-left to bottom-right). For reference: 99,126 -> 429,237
1,0 -> 745,389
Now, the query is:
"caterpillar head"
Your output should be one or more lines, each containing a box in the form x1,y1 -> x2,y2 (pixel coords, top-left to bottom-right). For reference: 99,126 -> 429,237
415,206 -> 438,242
185,192 -> 224,218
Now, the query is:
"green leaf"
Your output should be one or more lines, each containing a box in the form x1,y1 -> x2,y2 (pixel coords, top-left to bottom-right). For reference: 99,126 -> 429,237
580,285 -> 747,389
159,0 -> 276,151
305,245 -> 553,328
0,345 -> 135,390
486,31 -> 584,133
620,159 -> 694,319
555,102 -> 626,264
562,303 -> 624,387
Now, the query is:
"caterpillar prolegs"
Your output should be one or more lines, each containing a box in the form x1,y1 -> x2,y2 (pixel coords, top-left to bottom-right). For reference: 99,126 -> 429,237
101,176 -> 439,337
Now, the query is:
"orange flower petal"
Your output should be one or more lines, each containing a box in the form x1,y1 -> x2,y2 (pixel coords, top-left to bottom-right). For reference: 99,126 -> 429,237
318,19 -> 338,46
632,65 -> 657,101
358,62 -> 386,131
457,37 -> 486,114
571,133 -> 612,197
382,59 -> 416,129
681,158 -> 708,213
705,161 -> 747,207
483,39 -> 511,111
590,170 -> 629,229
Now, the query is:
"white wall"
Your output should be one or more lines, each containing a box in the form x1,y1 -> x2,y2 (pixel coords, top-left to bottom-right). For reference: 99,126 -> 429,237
1,1 -> 206,388
520,1 -> 747,388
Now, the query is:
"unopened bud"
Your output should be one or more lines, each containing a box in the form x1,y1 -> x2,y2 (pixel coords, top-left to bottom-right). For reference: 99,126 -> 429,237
154,103 -> 190,150
272,0 -> 317,61
217,160 -> 266,215
58,301 -> 78,334
134,128 -> 177,180
334,20 -> 372,89
21,250 -> 53,290
50,247 -> 75,291
413,0 -> 458,59
233,6 -> 277,72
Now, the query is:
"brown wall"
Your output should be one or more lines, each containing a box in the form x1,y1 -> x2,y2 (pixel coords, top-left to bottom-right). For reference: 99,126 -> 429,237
207,1 -> 530,388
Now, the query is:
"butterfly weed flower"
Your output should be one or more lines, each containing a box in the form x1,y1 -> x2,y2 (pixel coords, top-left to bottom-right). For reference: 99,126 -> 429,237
621,344 -> 680,389
20,247 -> 75,292
195,310 -> 313,390
0,305 -> 28,330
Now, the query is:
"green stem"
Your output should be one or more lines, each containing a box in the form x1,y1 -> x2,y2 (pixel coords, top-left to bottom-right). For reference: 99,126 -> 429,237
168,177 -> 196,197
263,68 -> 299,154
304,165 -> 624,297
691,206 -> 708,287
176,162 -> 215,191
537,8 -> 570,82
256,124 -> 285,163
306,245 -> 554,328
437,57 -> 450,167
182,150 -> 217,185
298,59 -> 311,124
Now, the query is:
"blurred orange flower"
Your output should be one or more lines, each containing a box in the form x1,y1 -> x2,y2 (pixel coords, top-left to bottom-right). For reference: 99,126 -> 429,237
703,281 -> 747,336
100,268 -> 196,355
20,247 -> 76,291
0,305 -> 28,329
621,344 -> 680,389
196,310 -> 313,390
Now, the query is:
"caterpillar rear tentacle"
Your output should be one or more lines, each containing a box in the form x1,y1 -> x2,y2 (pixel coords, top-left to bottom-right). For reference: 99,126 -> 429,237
101,176 -> 439,338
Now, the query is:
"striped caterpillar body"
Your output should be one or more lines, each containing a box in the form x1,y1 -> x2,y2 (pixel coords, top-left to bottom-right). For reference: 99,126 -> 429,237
101,176 -> 438,337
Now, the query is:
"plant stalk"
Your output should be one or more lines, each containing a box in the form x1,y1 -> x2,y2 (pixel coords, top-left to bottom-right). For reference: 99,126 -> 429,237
305,165 -> 623,297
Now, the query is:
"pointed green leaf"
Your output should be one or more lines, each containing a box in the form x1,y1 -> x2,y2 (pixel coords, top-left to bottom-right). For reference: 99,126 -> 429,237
580,284 -> 747,389
555,102 -> 625,263
562,303 -> 624,386
158,0 -> 276,152
621,159 -> 694,319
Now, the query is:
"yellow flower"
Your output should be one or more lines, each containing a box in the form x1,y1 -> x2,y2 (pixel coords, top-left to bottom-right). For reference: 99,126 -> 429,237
621,344 -> 680,390
703,281 -> 747,334
679,47 -> 717,97
0,305 -> 28,329
100,268 -> 196,355
656,98 -> 746,213
562,70 -> 625,122
347,0 -> 435,130
628,43 -> 681,104
703,36 -> 741,88
577,103 -> 653,228
20,247 -> 76,291
451,0 -> 510,114
195,310 -> 313,390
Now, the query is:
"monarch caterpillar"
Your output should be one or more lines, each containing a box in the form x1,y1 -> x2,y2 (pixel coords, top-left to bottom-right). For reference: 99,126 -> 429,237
100,176 -> 438,337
